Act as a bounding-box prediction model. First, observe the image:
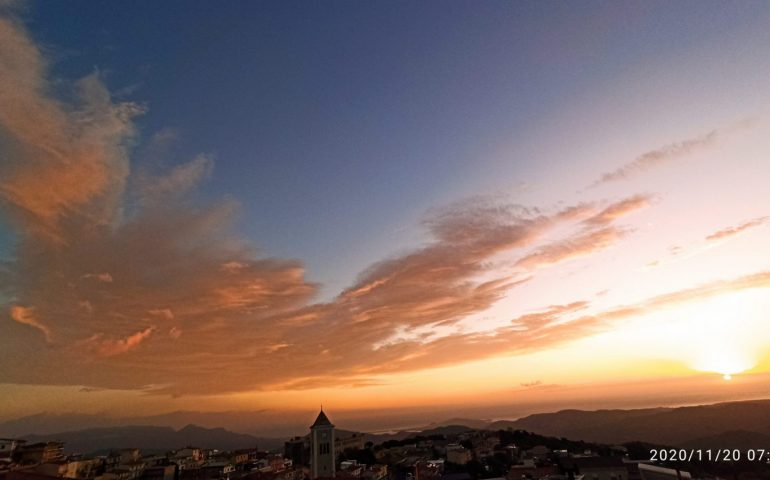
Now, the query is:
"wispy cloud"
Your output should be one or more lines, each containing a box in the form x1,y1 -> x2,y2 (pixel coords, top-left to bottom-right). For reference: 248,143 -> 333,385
515,227 -> 627,270
519,380 -> 543,388
9,305 -> 51,343
514,194 -> 651,271
582,194 -> 652,227
705,217 -> 768,242
644,216 -> 768,269
136,154 -> 214,204
82,273 -> 114,283
82,326 -> 158,357
395,269 -> 770,380
592,130 -> 717,186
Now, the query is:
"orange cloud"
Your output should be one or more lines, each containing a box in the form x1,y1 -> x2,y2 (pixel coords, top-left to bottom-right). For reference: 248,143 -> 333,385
0,16 -> 317,392
705,217 -> 768,241
82,273 -> 114,283
0,16 -> 144,242
582,194 -> 651,227
515,226 -> 628,270
513,195 -> 651,270
8,305 -> 51,343
83,326 -> 157,357
357,270 -> 770,382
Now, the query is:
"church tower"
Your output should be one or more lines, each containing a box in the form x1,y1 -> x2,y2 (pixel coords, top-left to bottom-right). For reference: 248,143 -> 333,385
310,409 -> 335,479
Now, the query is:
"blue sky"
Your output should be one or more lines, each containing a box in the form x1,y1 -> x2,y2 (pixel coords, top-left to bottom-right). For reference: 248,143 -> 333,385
15,0 -> 769,297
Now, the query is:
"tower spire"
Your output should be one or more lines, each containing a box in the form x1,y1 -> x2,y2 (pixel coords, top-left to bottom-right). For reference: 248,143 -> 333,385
310,407 -> 335,479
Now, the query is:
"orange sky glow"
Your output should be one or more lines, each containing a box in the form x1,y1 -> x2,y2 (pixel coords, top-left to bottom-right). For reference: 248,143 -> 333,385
2,3 -> 770,431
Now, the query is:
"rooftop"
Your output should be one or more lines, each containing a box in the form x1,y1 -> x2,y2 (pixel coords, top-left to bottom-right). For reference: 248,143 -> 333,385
310,409 -> 334,428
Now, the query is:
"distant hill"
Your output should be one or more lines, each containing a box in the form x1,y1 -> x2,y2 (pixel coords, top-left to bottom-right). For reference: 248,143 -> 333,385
488,407 -> 668,442
0,411 -> 306,439
417,425 -> 477,437
420,418 -> 491,430
495,399 -> 770,446
21,424 -> 283,455
351,423 -> 480,445
8,398 -> 770,453
0,413 -> 116,438
681,430 -> 770,450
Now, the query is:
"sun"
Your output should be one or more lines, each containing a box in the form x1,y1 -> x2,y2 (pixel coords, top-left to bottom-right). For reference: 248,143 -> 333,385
693,350 -> 753,379
690,340 -> 755,379
674,291 -> 762,379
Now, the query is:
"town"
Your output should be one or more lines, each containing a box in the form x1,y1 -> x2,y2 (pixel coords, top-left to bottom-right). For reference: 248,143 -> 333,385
0,410 -> 699,480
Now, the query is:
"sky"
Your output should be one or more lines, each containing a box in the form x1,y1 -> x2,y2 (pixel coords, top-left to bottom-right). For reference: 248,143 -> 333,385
2,0 -> 770,431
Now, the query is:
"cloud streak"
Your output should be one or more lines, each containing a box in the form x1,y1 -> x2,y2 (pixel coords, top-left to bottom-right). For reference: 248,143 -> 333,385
592,130 -> 718,186
705,217 -> 768,242
515,227 -> 627,270
83,326 -> 158,357
582,194 -> 651,227
9,305 -> 51,343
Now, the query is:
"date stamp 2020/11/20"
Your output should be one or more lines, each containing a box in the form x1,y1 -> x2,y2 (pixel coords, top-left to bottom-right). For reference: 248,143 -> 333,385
650,449 -> 770,463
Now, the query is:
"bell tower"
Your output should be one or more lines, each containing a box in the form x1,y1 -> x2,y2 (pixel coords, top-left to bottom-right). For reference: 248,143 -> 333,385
310,408 -> 335,478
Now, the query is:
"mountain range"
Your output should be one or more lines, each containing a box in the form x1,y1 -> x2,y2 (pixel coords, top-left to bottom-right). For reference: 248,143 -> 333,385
20,424 -> 281,454
5,398 -> 770,453
493,399 -> 770,447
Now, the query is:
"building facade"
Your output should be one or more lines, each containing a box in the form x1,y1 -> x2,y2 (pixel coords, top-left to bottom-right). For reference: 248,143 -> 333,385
309,410 -> 335,479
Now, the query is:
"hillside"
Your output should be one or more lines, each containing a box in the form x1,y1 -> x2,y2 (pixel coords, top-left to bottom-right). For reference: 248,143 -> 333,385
21,424 -> 282,454
8,398 -> 770,453
497,399 -> 770,446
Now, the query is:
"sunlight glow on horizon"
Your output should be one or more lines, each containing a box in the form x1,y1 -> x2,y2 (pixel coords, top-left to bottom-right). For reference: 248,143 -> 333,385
2,2 -> 770,421
685,292 -> 762,377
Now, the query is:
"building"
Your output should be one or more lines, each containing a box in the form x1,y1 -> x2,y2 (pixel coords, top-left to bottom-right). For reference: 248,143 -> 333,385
336,433 -> 366,453
25,460 -> 69,478
285,429 -> 363,470
15,442 -> 64,465
141,464 -> 177,480
283,437 -> 308,467
174,449 -> 204,463
361,464 -> 388,480
557,456 -> 629,480
507,461 -> 558,480
7,471 -> 66,480
0,439 -> 24,460
339,460 -> 363,478
63,457 -> 102,479
119,450 -> 142,466
199,461 -> 235,480
22,457 -> 101,480
638,464 -> 691,480
445,445 -> 471,466
229,449 -> 253,466
527,446 -> 550,460
171,448 -> 205,472
309,409 -> 335,479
